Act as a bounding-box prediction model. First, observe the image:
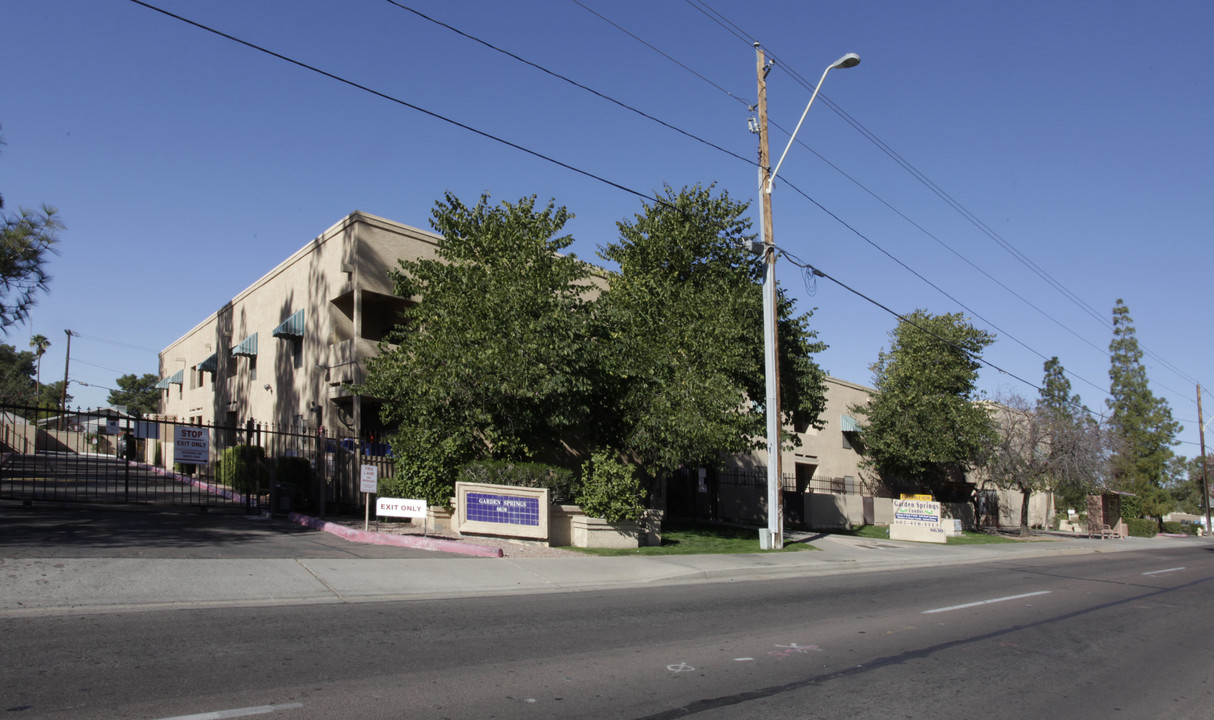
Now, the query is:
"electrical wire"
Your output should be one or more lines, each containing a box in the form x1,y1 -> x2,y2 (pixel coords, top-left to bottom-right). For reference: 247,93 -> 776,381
569,0 -> 752,109
384,0 -> 755,167
127,0 -> 663,209
687,0 -> 1204,401
133,0 -> 1204,434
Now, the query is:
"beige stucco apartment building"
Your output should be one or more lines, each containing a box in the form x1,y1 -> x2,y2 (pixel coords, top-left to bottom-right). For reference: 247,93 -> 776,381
157,211 -> 432,441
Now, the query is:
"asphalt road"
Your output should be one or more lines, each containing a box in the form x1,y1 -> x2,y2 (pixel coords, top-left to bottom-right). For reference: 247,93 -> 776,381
3,543 -> 1211,719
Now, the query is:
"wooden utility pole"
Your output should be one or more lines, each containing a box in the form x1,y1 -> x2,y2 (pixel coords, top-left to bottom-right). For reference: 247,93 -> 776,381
1199,384 -> 1211,534
59,329 -> 73,429
755,42 -> 783,549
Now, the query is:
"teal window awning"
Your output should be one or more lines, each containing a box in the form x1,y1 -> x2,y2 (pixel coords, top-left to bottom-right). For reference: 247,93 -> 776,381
841,414 -> 860,432
155,377 -> 171,389
195,353 -> 218,373
272,309 -> 305,338
231,332 -> 258,357
168,370 -> 184,386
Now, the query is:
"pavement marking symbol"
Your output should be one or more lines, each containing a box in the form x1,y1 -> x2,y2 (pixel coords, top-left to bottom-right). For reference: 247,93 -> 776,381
667,663 -> 695,673
922,590 -> 1051,615
152,703 -> 304,720
768,643 -> 820,660
1142,567 -> 1186,576
733,657 -> 754,662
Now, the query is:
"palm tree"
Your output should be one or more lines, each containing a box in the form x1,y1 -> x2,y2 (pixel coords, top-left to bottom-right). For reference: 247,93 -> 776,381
30,333 -> 49,412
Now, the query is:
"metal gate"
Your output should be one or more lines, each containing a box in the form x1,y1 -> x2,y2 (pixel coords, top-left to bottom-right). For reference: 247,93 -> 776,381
1,404 -> 394,515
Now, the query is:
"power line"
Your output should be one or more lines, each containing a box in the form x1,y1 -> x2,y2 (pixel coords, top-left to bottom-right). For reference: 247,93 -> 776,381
779,248 -> 1106,422
384,0 -> 754,167
571,0 -> 1114,397
128,0 -> 663,208
569,0 -> 752,108
682,1 -> 1204,406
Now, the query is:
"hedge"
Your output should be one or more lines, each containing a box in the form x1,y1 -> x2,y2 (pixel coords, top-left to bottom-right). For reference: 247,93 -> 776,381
1125,518 -> 1157,537
457,460 -> 575,504
217,445 -> 269,494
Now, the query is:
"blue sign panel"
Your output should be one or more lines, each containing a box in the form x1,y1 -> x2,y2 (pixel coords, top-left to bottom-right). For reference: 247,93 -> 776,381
465,492 -> 541,527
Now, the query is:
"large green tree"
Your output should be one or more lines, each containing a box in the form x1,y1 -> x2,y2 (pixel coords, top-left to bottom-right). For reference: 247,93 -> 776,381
0,342 -> 37,404
364,193 -> 598,503
853,310 -> 995,500
596,184 -> 828,476
106,373 -> 161,416
1106,299 -> 1180,519
1,127 -> 61,330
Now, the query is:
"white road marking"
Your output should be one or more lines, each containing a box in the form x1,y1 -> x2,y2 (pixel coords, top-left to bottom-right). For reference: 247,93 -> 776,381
153,703 -> 303,720
1142,567 -> 1186,576
922,590 -> 1051,614
733,657 -> 754,661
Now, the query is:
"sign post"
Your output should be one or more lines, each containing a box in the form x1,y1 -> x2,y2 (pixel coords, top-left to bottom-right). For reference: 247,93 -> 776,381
360,464 -> 378,531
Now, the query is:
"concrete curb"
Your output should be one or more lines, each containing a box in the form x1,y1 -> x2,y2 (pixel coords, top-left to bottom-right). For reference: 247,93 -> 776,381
288,512 -> 504,558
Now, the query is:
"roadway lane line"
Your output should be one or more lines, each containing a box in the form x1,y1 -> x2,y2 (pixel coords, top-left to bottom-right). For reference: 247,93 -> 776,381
152,703 -> 304,720
922,591 -> 1051,615
1142,567 -> 1186,576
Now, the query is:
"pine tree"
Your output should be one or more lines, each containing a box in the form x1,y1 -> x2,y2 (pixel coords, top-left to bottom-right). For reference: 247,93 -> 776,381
1106,299 -> 1180,518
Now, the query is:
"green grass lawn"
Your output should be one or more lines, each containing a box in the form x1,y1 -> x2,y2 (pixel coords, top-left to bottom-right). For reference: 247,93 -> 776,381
569,521 -> 819,556
568,522 -> 1026,556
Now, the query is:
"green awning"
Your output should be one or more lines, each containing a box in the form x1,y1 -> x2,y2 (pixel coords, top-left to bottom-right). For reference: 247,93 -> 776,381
272,309 -> 305,338
841,414 -> 860,432
195,353 -> 218,373
155,377 -> 171,389
168,370 -> 184,386
231,332 -> 258,357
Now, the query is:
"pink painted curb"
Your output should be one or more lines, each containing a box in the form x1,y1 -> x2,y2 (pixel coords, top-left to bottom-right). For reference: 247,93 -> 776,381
288,512 -> 504,558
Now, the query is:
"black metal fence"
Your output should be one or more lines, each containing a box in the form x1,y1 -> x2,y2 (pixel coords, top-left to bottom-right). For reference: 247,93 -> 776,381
665,466 -> 873,528
0,404 -> 394,515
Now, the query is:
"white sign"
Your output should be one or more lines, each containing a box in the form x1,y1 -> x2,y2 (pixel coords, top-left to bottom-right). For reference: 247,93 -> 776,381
360,464 -> 379,494
889,498 -> 946,544
376,497 -> 427,519
173,425 -> 210,464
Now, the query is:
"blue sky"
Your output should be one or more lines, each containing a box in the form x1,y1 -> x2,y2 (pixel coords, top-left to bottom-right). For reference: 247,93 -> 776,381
3,0 -> 1212,458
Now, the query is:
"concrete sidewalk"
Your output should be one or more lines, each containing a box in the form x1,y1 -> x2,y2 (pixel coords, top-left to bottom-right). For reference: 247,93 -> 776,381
0,503 -> 1199,617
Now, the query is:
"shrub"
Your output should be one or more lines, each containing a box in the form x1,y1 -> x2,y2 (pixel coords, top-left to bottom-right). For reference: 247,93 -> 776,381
276,455 -> 313,509
379,450 -> 457,509
1162,521 -> 1199,536
1125,518 -> 1157,538
575,450 -> 644,524
217,445 -> 269,494
458,460 -> 575,503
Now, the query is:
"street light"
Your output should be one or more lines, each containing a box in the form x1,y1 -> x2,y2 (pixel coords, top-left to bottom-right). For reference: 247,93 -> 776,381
767,53 -> 861,194
757,50 -> 860,550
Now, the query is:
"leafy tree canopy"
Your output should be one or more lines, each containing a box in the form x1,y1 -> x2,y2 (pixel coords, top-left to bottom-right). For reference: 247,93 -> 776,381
1,127 -> 61,330
854,309 -> 995,499
364,192 -> 598,494
596,184 -> 827,475
0,342 -> 37,404
106,373 -> 161,416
